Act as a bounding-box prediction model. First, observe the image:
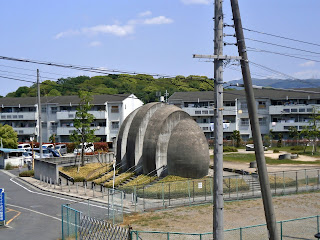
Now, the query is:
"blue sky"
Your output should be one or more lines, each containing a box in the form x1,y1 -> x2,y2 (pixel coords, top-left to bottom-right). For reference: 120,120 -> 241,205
0,0 -> 320,96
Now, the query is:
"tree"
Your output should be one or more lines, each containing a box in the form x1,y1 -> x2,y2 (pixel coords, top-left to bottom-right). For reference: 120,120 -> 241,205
70,91 -> 100,166
288,126 -> 300,146
0,124 -> 18,148
231,130 -> 241,148
300,108 -> 320,154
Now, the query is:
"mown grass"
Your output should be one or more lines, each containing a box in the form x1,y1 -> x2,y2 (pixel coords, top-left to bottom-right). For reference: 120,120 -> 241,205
59,163 -> 108,182
121,175 -> 157,187
104,172 -> 134,188
221,153 -> 320,165
86,164 -> 111,181
93,169 -> 119,185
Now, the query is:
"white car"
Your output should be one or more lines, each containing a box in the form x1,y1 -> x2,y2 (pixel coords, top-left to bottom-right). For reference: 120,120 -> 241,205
18,143 -> 32,151
73,143 -> 94,155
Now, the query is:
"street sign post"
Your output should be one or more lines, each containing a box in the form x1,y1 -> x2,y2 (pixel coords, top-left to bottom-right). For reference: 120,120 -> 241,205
0,188 -> 5,226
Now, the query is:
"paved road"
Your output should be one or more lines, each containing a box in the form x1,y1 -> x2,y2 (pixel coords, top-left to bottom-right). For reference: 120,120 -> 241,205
0,170 -> 111,240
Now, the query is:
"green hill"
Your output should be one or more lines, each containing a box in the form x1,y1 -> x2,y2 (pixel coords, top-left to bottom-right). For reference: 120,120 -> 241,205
6,74 -> 213,103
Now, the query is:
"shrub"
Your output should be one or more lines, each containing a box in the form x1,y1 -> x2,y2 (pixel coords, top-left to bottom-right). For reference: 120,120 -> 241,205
290,146 -> 304,151
223,146 -> 238,152
19,170 -> 34,177
94,142 -> 109,152
66,142 -> 77,153
5,163 -> 14,170
273,149 -> 280,153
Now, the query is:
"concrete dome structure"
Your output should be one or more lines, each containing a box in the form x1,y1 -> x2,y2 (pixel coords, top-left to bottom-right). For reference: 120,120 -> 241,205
167,119 -> 210,178
116,103 -> 209,178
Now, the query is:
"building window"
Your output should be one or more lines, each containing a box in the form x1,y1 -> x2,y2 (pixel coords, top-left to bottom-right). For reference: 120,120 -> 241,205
111,106 -> 119,113
258,101 -> 266,109
209,110 -> 214,114
195,111 -> 201,114
203,127 -> 209,130
224,101 -> 235,107
1,116 -> 6,119
41,107 -> 47,113
68,114 -> 74,118
283,109 -> 290,113
51,107 -> 57,114
202,110 -> 208,114
307,108 -> 313,112
241,118 -> 249,126
299,108 -> 305,112
291,109 -> 297,112
240,102 -> 247,109
13,115 -> 17,119
259,118 -> 267,126
112,121 -> 119,129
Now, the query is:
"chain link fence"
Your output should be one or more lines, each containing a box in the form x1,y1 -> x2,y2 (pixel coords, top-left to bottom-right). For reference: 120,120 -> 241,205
119,168 -> 320,211
131,215 -> 320,240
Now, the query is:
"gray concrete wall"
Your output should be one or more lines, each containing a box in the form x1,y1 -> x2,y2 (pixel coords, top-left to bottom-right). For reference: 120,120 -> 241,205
116,108 -> 139,169
126,103 -> 163,172
34,159 -> 59,183
167,118 -> 210,178
142,105 -> 189,176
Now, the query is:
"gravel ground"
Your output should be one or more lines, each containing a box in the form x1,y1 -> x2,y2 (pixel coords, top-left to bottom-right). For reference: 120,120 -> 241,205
123,191 -> 320,233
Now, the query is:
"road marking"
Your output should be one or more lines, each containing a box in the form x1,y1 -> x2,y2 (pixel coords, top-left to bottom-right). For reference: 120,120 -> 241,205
6,208 -> 21,225
9,178 -> 115,211
7,204 -> 61,222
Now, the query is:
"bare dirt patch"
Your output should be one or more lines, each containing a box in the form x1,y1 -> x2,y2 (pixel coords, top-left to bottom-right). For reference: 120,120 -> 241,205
123,192 -> 320,233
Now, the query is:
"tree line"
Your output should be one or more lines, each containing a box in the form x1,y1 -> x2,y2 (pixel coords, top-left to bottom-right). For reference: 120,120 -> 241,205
6,74 -> 214,103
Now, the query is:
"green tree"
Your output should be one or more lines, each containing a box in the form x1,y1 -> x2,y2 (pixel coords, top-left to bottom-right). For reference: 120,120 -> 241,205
231,130 -> 241,148
288,126 -> 300,146
0,124 -> 18,148
277,133 -> 283,148
301,108 -> 320,154
70,91 -> 100,166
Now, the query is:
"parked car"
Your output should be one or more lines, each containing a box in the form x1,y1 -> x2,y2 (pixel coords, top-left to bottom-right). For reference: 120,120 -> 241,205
246,144 -> 268,151
42,144 -> 54,149
18,143 -> 32,151
32,148 -> 53,158
73,142 -> 94,155
47,148 -> 61,157
55,144 -> 67,155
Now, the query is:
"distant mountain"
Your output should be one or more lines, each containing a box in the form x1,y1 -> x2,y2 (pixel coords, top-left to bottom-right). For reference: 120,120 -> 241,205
226,78 -> 320,89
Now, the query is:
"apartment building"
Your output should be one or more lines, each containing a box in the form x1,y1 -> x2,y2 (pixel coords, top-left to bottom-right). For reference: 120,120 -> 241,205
0,94 -> 143,143
168,88 -> 320,140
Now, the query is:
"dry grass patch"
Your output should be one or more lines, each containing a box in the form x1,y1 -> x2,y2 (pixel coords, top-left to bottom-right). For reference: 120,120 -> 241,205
60,163 -> 107,182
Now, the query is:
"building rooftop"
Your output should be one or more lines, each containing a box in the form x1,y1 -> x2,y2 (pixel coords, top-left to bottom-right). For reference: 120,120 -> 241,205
0,94 -> 132,107
168,88 -> 320,102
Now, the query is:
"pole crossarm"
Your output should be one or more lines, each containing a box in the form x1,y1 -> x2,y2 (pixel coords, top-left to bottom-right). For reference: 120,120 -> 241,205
193,54 -> 242,60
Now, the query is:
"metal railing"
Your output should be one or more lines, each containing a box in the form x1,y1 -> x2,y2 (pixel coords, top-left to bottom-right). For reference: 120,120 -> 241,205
118,168 -> 320,211
131,215 -> 320,240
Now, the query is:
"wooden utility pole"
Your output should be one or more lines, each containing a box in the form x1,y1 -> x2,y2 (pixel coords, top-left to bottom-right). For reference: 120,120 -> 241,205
230,0 -> 279,239
37,69 -> 43,158
213,0 -> 224,239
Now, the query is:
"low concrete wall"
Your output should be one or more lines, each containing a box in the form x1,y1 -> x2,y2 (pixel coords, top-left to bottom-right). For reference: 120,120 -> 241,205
33,153 -> 115,183
34,159 -> 59,183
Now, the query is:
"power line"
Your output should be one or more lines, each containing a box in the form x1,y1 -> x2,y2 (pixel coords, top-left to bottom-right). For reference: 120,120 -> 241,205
247,47 -> 320,63
246,38 -> 320,56
0,75 -> 35,84
0,55 -> 176,78
243,27 -> 320,47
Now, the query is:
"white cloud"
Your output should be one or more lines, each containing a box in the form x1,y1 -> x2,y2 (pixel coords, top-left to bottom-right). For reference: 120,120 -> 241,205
89,41 -> 102,47
139,11 -> 152,17
293,69 -> 320,79
181,0 -> 210,5
83,24 -> 135,37
143,16 -> 173,25
55,14 -> 173,39
299,61 -> 316,67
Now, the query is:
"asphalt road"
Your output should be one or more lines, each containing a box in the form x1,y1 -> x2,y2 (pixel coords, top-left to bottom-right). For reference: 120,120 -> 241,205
0,169 -> 111,240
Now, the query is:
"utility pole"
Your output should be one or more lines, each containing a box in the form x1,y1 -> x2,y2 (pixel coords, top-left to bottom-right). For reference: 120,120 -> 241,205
213,0 -> 224,239
230,0 -> 279,239
37,69 -> 43,159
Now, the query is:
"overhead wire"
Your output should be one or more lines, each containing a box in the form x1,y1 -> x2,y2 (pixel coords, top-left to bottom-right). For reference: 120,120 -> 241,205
242,27 -> 320,48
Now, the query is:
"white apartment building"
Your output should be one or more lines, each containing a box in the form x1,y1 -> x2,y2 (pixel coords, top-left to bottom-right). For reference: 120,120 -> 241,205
168,89 -> 320,140
0,94 -> 143,143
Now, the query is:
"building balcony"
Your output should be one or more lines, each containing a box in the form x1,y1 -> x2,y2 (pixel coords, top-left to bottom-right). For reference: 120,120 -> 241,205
182,107 -> 214,116
0,112 -> 37,120
269,105 -> 317,115
269,121 -> 311,132
56,111 -> 107,120
13,127 -> 37,135
57,126 -> 107,135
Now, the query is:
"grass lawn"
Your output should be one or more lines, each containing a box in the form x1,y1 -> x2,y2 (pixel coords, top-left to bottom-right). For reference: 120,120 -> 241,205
221,153 -> 320,165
